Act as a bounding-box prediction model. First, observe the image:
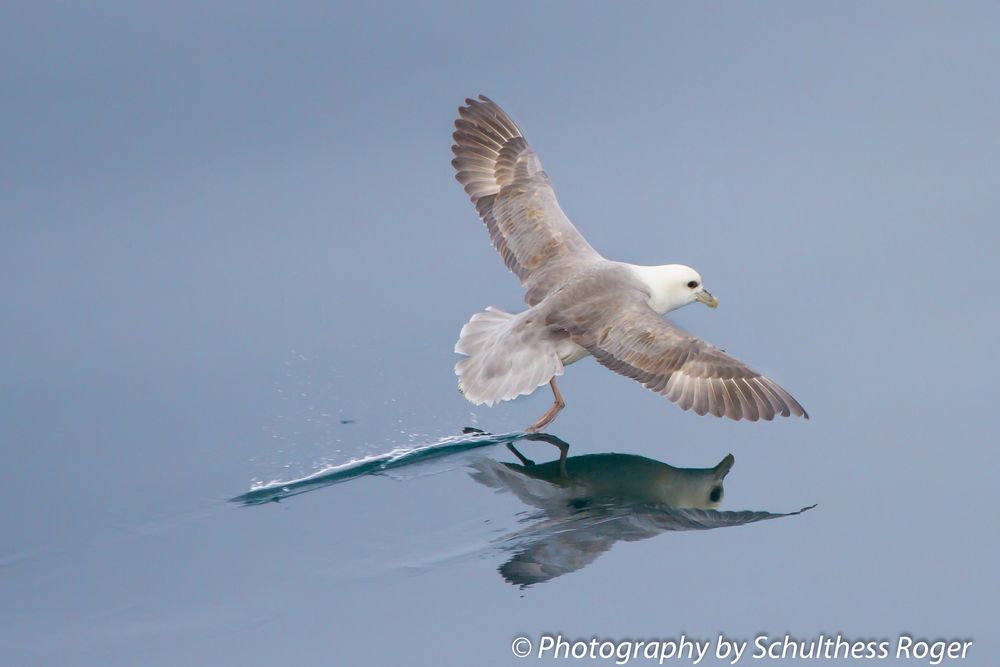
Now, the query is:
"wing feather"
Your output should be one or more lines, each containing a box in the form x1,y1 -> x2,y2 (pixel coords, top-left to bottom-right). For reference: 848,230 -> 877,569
549,278 -> 808,422
452,96 -> 602,305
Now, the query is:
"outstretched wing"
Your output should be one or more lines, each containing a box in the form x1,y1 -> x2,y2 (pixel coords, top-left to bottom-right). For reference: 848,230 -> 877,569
452,95 -> 602,305
551,284 -> 808,421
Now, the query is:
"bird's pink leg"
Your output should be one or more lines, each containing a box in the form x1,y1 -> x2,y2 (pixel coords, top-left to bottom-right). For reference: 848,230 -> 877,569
525,378 -> 565,433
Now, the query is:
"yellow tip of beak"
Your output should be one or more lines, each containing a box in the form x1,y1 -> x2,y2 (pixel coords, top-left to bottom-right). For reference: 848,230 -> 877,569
697,291 -> 719,308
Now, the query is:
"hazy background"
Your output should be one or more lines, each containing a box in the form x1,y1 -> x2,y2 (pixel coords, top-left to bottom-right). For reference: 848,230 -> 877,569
2,2 -> 998,665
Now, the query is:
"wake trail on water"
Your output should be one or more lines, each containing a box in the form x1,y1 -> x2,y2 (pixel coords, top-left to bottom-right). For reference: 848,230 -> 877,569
232,430 -> 524,506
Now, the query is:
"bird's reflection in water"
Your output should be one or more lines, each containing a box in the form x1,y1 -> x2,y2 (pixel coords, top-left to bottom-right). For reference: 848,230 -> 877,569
471,433 -> 815,587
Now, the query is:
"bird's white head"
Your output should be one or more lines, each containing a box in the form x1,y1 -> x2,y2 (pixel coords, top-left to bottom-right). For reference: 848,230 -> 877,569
651,453 -> 734,508
632,263 -> 720,315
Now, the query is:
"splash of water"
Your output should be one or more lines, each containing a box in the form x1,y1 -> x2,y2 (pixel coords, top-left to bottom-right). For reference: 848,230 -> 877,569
232,430 -> 523,505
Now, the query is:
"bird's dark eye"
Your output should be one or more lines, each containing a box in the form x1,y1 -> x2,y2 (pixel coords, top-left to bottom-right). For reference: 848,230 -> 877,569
687,281 -> 699,289
709,486 -> 723,503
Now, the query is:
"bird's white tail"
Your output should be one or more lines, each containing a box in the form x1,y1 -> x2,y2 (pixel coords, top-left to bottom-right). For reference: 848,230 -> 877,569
454,307 -> 563,406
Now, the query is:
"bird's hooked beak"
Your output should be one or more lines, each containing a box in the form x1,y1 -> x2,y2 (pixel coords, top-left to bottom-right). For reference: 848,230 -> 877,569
695,289 -> 719,309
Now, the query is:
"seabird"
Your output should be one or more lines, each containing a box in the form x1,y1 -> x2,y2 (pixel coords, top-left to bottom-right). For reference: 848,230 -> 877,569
452,96 -> 807,431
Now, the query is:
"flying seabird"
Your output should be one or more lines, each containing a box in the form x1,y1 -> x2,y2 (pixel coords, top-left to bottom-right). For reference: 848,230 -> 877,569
452,95 -> 807,431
